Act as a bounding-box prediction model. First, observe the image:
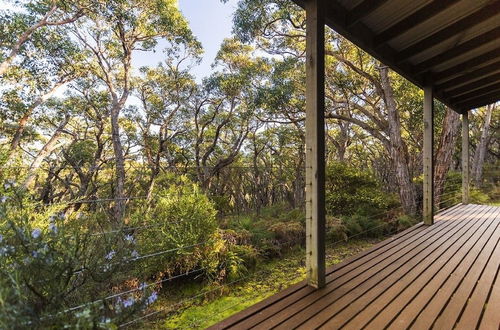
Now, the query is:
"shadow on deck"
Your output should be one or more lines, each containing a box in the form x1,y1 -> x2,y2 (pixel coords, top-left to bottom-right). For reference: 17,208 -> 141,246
210,204 -> 500,330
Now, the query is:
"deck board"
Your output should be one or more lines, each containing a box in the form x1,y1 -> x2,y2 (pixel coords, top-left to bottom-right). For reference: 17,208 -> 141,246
209,204 -> 500,330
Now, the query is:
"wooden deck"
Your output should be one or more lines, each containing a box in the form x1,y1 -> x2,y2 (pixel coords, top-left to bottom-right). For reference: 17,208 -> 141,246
210,204 -> 500,330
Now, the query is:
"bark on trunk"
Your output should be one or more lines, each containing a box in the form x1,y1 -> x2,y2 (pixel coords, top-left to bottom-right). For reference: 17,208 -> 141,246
472,104 -> 494,187
111,100 -> 126,223
23,115 -> 70,188
434,107 -> 460,206
379,67 -> 417,215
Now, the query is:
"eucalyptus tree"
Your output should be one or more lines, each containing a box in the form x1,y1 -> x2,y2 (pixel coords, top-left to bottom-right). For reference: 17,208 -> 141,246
71,0 -> 201,222
230,0 -> 467,215
0,0 -> 88,76
472,103 -> 497,187
0,1 -> 90,162
135,59 -> 198,200
189,39 -> 268,190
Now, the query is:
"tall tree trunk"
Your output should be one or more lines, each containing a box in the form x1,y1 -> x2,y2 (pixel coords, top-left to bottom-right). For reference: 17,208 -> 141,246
110,100 -> 126,223
472,104 -> 495,187
379,67 -> 417,215
23,115 -> 69,188
434,107 -> 460,206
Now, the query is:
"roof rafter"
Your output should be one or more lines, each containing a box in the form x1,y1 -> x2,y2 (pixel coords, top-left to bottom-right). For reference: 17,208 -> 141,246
450,82 -> 500,104
397,2 -> 500,62
456,93 -> 500,111
432,47 -> 500,82
414,27 -> 500,74
374,0 -> 459,45
436,62 -> 500,91
292,0 -> 500,111
444,72 -> 500,97
346,0 -> 391,27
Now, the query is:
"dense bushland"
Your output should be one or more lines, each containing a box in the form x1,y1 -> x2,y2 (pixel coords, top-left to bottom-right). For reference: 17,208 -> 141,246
0,162 -> 427,327
0,0 -> 497,327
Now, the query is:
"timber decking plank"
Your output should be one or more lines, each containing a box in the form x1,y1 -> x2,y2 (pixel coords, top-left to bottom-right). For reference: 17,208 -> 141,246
370,206 -> 499,329
236,223 -> 431,329
478,268 -> 500,330
208,218 -> 426,330
316,205 -> 494,329
260,205 -> 482,329
456,219 -> 500,329
419,207 -> 500,330
209,204 -> 500,330
297,205 -> 494,329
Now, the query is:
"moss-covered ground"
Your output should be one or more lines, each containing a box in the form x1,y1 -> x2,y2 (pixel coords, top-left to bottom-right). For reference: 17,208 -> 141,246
142,239 -> 380,329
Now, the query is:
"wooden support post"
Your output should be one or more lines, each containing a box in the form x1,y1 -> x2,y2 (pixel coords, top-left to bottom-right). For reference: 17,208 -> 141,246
462,111 -> 470,204
305,0 -> 326,289
423,86 -> 434,225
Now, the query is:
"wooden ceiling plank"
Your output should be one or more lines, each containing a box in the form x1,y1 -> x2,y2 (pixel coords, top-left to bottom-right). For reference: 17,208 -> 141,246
444,73 -> 500,96
432,47 -> 500,82
346,0 -> 391,27
414,27 -> 500,74
456,93 -> 500,110
398,2 -> 500,62
291,0 -> 483,113
449,82 -> 500,103
435,61 -> 500,91
374,0 -> 459,45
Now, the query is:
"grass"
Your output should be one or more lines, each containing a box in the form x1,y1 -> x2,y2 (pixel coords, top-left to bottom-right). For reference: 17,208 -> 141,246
141,239 -> 380,329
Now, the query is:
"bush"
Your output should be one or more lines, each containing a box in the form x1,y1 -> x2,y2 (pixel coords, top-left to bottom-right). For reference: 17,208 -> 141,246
326,216 -> 347,243
341,214 -> 386,238
0,191 -> 154,328
396,214 -> 419,231
325,162 -> 394,216
131,175 -> 218,278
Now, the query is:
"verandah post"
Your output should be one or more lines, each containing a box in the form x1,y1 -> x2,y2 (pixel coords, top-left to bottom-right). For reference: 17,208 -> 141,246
462,111 -> 470,204
305,0 -> 326,288
423,86 -> 434,225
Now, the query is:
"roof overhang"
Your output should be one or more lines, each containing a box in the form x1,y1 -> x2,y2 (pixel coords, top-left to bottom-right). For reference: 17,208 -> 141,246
292,0 -> 500,113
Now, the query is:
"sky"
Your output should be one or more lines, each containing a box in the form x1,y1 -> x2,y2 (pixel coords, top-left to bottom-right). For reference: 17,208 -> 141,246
133,0 -> 239,81
179,0 -> 239,79
0,0 -> 239,81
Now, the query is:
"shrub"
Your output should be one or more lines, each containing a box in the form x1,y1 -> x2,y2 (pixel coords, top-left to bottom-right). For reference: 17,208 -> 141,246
326,216 -> 348,243
325,162 -> 393,216
268,221 -> 304,247
0,191 -> 154,328
131,175 -> 218,278
396,214 -> 419,231
340,214 -> 386,238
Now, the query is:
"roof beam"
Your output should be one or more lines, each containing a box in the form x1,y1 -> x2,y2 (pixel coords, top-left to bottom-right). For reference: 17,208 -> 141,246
374,0 -> 459,45
346,0 -> 390,27
413,27 -> 500,74
456,93 -> 500,110
449,82 -> 500,103
435,61 -> 500,91
444,72 -> 500,96
432,47 -> 500,82
397,2 -> 500,62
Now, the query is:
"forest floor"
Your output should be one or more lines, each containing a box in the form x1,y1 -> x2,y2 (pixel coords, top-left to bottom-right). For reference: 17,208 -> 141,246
144,238 -> 381,329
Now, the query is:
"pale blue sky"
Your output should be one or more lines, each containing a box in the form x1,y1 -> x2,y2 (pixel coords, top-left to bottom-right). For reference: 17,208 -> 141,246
179,0 -> 239,79
133,0 -> 239,81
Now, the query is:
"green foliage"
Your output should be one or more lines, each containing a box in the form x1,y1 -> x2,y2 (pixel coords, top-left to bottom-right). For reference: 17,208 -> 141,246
325,162 -> 395,216
0,192 -> 155,327
65,140 -> 97,166
341,214 -> 386,238
326,216 -> 348,242
160,239 -> 376,329
132,174 -> 218,277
